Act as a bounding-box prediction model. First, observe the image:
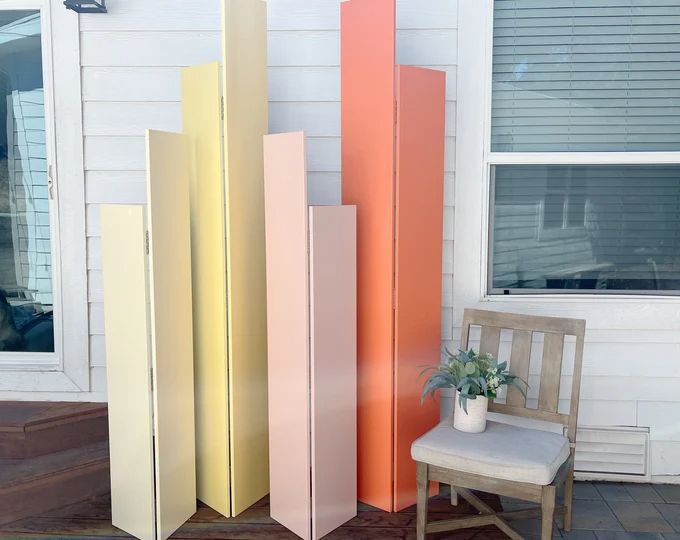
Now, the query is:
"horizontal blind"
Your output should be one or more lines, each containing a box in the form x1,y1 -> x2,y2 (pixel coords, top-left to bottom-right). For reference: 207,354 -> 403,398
491,165 -> 680,293
492,0 -> 680,152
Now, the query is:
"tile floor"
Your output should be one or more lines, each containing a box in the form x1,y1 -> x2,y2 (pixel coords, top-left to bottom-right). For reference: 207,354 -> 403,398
504,482 -> 680,540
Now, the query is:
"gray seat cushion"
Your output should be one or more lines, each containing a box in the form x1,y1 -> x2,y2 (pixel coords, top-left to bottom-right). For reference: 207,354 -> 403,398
411,419 -> 571,485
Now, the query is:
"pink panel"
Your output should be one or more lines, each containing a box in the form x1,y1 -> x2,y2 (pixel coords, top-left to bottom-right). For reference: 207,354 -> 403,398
263,132 -> 311,540
393,66 -> 446,511
309,206 -> 357,540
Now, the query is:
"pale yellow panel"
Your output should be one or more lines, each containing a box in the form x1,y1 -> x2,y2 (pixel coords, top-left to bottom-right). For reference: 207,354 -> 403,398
146,130 -> 197,539
182,63 -> 231,517
101,205 -> 155,540
222,0 -> 270,516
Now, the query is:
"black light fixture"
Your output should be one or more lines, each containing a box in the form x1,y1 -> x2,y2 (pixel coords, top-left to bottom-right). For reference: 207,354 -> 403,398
63,0 -> 107,13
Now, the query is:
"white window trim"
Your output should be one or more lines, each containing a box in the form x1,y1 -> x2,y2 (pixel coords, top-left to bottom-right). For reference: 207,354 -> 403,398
0,0 -> 88,393
453,0 -> 680,333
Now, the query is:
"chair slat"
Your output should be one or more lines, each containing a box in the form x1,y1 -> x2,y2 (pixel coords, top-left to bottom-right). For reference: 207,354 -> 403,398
460,321 -> 471,349
463,308 -> 585,336
507,330 -> 531,407
538,333 -> 565,413
479,326 -> 501,357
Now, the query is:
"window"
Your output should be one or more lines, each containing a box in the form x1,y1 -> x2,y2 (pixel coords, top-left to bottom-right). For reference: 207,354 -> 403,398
0,10 -> 54,350
488,0 -> 680,295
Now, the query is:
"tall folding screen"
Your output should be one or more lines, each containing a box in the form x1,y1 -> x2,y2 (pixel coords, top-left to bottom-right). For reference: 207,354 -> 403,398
102,205 -> 155,540
340,0 -> 396,513
263,132 -> 311,540
341,0 -> 445,512
264,132 -> 357,540
222,0 -> 270,515
182,0 -> 269,519
309,205 -> 357,540
182,62 -> 231,517
102,130 -> 196,540
393,66 -> 446,511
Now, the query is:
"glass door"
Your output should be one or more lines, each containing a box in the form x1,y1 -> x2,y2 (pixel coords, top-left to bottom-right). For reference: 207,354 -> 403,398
0,9 -> 54,353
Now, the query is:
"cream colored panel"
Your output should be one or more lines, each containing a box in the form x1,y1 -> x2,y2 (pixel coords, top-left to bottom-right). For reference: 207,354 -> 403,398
146,130 -> 197,539
182,63 -> 230,517
222,0 -> 270,516
101,204 -> 155,540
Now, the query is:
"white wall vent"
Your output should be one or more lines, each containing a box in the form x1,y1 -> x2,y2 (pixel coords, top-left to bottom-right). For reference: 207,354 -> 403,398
570,426 -> 649,481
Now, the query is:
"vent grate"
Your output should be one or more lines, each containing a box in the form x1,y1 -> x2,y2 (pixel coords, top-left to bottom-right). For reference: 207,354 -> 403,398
571,426 -> 649,478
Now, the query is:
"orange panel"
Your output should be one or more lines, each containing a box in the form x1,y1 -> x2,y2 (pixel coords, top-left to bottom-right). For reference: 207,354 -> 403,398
340,0 -> 396,512
393,66 -> 446,511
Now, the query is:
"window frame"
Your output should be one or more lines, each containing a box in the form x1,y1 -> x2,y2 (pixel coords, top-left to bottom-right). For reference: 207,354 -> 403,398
484,0 -> 680,298
0,0 -> 88,394
453,0 -> 680,335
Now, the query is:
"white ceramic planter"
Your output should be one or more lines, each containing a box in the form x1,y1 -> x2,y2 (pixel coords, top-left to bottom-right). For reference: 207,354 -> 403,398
453,391 -> 488,433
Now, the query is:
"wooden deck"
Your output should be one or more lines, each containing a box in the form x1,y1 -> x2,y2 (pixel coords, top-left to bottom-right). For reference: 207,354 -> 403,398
0,488 -> 507,539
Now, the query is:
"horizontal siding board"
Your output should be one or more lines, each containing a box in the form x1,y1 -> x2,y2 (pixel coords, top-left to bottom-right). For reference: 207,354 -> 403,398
444,173 -> 455,206
89,302 -> 104,336
269,101 -> 454,137
269,67 -> 339,102
577,400 -> 637,427
268,0 -> 457,31
269,101 -> 339,137
80,0 -> 221,32
83,102 -> 181,136
81,31 -> 221,67
86,171 -> 147,204
396,29 -> 458,66
86,205 -> 101,238
638,402 -> 680,441
87,237 -> 102,270
89,334 -> 106,368
82,67 -> 181,102
88,270 -> 103,303
268,29 -> 457,67
650,441 -> 680,475
308,172 -> 341,206
84,136 -> 146,171
268,31 -> 339,67
306,137 -> 340,172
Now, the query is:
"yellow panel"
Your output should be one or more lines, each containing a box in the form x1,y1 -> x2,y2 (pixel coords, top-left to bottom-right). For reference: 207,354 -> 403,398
146,130 -> 197,539
182,63 -> 231,517
222,0 -> 270,516
101,205 -> 156,540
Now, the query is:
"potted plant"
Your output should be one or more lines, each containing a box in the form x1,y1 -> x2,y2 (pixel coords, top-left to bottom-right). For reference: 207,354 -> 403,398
421,349 -> 527,433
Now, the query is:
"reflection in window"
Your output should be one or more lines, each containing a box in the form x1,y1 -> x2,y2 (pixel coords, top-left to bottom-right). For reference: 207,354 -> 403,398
0,11 -> 54,352
491,165 -> 680,294
491,1 -> 680,152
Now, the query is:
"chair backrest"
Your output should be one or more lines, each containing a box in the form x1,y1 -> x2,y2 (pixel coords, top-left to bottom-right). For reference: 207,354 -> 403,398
460,309 -> 586,444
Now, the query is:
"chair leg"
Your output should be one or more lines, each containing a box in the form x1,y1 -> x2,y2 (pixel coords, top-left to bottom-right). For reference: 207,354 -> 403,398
450,485 -> 458,506
541,485 -> 556,540
416,462 -> 429,540
563,463 -> 575,531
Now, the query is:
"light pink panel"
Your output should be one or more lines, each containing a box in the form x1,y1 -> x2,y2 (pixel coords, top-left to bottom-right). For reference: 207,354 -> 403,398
309,206 -> 357,540
263,131 -> 311,540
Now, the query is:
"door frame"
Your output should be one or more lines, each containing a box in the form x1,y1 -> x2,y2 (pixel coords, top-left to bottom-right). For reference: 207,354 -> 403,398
0,0 -> 88,394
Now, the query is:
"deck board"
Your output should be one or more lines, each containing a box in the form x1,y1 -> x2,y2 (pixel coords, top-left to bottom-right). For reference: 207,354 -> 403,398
0,490 -> 505,539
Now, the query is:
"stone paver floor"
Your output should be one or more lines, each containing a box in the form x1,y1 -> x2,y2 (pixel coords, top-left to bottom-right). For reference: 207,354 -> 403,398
503,481 -> 680,539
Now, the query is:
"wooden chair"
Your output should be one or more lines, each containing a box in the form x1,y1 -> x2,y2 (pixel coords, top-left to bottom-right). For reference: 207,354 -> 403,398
412,308 -> 586,540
